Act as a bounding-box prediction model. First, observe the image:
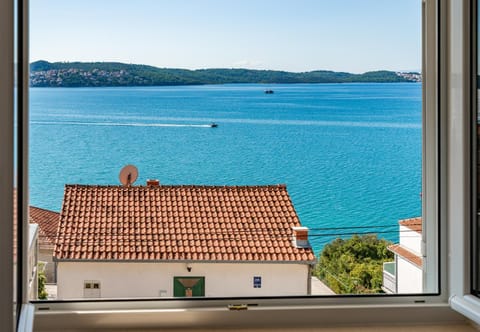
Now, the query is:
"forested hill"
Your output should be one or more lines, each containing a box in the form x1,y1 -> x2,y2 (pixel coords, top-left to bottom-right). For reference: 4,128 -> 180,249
30,60 -> 421,87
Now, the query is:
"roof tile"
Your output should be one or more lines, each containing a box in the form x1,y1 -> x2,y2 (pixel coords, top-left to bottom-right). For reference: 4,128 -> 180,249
398,217 -> 422,234
29,206 -> 60,249
388,244 -> 422,268
54,184 -> 316,263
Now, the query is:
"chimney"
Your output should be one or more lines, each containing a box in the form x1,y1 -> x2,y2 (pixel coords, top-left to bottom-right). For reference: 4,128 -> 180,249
147,179 -> 160,187
292,226 -> 310,248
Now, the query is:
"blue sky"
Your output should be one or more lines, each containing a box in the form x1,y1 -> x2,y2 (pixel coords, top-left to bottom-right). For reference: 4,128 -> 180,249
30,0 -> 421,73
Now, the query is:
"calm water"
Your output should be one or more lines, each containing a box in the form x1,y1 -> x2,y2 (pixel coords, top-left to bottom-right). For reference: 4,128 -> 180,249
29,83 -> 422,253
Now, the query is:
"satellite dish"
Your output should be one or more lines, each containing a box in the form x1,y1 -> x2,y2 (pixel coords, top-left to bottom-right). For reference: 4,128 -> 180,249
119,165 -> 138,186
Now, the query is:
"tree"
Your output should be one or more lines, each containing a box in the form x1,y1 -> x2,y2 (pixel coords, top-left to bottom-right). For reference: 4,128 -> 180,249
37,263 -> 48,300
314,234 -> 394,294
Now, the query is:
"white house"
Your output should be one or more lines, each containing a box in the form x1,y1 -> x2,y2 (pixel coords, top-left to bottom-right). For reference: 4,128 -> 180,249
29,206 -> 60,283
382,217 -> 423,294
54,182 -> 316,299
14,190 -> 43,300
27,224 -> 39,300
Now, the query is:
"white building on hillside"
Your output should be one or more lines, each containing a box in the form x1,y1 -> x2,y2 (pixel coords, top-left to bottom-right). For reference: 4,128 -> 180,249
382,217 -> 423,294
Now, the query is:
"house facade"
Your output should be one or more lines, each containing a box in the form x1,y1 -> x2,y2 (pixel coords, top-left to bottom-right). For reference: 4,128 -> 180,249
27,224 -> 39,300
383,217 -> 423,294
54,183 -> 316,299
29,206 -> 60,283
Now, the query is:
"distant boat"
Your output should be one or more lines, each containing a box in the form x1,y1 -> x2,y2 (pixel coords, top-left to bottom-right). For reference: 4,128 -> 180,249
210,123 -> 218,128
264,89 -> 274,94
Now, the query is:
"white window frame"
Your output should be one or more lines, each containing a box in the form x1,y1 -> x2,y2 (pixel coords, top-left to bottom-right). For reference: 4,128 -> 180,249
0,0 -> 15,329
2,0 -> 479,330
447,0 -> 480,324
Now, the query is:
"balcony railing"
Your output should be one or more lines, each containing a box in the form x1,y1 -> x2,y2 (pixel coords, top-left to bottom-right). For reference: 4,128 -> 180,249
382,262 -> 396,294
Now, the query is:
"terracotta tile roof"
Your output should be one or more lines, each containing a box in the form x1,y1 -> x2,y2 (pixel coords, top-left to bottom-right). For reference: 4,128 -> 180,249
29,206 -> 60,249
388,244 -> 423,268
398,217 -> 422,234
54,184 -> 316,263
13,189 -> 59,254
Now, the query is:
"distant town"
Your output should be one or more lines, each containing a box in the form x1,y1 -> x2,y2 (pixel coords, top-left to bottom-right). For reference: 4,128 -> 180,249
29,60 -> 421,88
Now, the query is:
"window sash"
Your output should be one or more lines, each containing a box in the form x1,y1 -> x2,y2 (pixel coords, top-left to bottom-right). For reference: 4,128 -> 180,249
447,0 -> 480,326
0,0 -> 15,330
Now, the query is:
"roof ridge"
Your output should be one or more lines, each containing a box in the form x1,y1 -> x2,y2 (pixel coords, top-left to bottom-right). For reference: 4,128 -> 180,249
29,205 -> 60,215
65,184 -> 288,189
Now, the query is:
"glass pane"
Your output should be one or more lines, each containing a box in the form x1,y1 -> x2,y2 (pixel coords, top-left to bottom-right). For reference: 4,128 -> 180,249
475,0 -> 480,297
29,0 -> 429,300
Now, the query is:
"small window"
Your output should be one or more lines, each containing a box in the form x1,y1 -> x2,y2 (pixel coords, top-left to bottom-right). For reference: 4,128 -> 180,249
84,280 -> 101,298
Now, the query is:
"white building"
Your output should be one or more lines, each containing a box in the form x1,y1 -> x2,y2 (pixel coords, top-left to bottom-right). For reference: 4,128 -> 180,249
27,224 -> 39,300
29,206 -> 60,283
54,182 -> 316,299
383,217 -> 423,294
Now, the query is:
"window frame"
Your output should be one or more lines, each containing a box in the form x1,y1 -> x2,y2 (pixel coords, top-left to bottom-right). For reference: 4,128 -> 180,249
445,0 -> 480,326
0,0 -> 15,329
5,0 -> 479,330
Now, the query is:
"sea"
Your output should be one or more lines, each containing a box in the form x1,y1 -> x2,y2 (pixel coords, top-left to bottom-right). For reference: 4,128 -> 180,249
29,83 -> 422,254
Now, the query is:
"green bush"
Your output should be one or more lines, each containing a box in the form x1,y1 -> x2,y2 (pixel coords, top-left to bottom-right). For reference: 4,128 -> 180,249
37,263 -> 48,300
314,234 -> 394,294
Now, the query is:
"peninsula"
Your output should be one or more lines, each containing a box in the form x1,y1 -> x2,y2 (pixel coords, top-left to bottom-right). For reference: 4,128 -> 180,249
30,60 -> 421,87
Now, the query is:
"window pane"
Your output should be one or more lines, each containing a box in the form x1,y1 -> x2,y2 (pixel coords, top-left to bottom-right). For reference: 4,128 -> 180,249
29,0 -> 432,300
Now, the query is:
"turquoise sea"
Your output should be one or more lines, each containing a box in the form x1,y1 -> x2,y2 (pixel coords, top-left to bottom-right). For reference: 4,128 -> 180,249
29,83 -> 422,253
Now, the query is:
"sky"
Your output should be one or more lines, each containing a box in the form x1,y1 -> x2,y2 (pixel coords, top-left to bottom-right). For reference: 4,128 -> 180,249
30,0 -> 422,73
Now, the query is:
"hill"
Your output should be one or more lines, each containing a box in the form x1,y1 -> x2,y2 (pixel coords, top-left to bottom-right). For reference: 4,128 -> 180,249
30,60 -> 421,87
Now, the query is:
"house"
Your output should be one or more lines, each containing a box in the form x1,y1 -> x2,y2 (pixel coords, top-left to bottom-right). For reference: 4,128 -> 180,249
27,223 -> 39,300
29,206 -> 60,283
382,217 -> 423,294
13,190 -> 42,300
54,182 -> 316,299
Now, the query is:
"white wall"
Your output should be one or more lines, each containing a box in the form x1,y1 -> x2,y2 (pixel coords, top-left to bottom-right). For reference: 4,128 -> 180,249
396,257 -> 422,294
56,261 -> 310,299
399,225 -> 422,254
39,248 -> 56,283
28,225 -> 39,300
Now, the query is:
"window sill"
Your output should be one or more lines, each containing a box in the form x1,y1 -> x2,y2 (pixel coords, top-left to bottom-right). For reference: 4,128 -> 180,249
450,295 -> 480,325
33,300 -> 468,330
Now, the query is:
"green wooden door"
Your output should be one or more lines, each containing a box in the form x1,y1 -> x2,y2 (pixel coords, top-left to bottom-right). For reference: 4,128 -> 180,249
173,277 -> 205,297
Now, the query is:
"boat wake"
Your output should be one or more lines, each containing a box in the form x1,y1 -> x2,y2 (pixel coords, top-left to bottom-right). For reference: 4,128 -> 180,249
30,121 -> 214,128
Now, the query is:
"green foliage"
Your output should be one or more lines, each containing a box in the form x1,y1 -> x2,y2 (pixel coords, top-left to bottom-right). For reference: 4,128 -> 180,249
314,234 -> 394,294
37,263 -> 48,300
30,61 -> 419,87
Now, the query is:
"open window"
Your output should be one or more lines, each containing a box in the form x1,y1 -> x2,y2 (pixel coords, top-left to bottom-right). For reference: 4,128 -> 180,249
5,0 -> 480,330
28,0 -> 435,302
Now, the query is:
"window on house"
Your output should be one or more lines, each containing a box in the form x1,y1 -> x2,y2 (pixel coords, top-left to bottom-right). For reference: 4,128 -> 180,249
84,280 -> 101,298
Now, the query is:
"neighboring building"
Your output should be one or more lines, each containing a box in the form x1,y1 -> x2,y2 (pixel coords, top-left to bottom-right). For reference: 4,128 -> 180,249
29,206 -> 60,283
54,183 -> 316,299
14,190 -> 42,299
382,217 -> 423,294
27,224 -> 39,300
